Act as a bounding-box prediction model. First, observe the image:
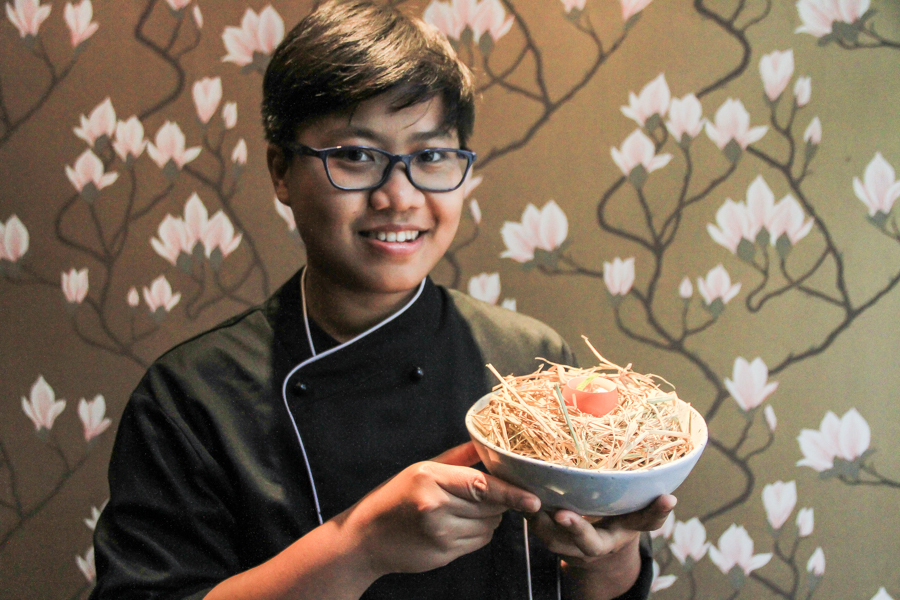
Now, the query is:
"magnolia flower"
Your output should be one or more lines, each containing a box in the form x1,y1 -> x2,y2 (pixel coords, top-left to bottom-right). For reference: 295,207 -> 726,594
113,116 -> 147,162
182,192 -> 209,248
147,121 -> 201,171
192,4 -> 202,28
769,194 -> 814,246
853,152 -> 900,218
670,518 -> 710,565
222,102 -> 238,129
76,546 -> 95,582
127,286 -> 140,307
274,196 -> 296,231
6,0 -> 52,37
650,560 -> 676,592
603,257 -> 635,296
468,272 -> 501,305
708,524 -> 772,577
423,0 -> 466,41
73,97 -> 115,147
697,265 -> 741,307
707,199 -> 753,254
65,149 -> 118,196
221,5 -> 285,67
650,510 -> 675,539
679,277 -> 693,299
743,175 -> 776,240
794,76 -> 812,107
666,94 -> 704,141
151,214 -> 191,265
501,298 -> 516,311
725,357 -> 778,412
165,0 -> 190,10
64,0 -> 98,47
620,0 -> 653,21
611,129 -> 672,181
807,547 -> 825,576
470,0 -> 514,44
0,215 -> 29,262
764,405 -> 777,431
469,199 -> 482,225
871,588 -> 894,600
804,116 -> 822,145
84,503 -> 105,530
22,375 -> 66,431
620,74 -> 670,127
143,275 -> 181,313
759,49 -> 794,102
192,77 -> 222,125
795,0 -> 871,38
797,408 -> 871,472
78,394 -> 111,441
500,200 -> 568,263
762,480 -> 796,530
796,507 -> 814,536
705,98 -> 768,151
203,211 -> 243,258
62,267 -> 89,304
560,0 -> 587,13
231,138 -> 248,165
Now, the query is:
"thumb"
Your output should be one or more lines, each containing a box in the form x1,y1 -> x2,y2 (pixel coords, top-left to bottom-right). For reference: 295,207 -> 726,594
431,441 -> 481,467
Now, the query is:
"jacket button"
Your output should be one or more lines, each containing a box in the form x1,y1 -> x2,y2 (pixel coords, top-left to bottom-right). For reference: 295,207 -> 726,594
293,381 -> 309,395
410,367 -> 424,382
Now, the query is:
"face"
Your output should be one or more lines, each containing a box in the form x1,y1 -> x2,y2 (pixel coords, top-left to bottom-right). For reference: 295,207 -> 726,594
270,93 -> 465,302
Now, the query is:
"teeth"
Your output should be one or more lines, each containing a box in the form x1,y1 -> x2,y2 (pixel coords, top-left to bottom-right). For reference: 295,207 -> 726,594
366,230 -> 420,242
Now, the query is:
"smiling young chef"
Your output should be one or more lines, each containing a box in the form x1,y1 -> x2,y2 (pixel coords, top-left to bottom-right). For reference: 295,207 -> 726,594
89,1 -> 675,599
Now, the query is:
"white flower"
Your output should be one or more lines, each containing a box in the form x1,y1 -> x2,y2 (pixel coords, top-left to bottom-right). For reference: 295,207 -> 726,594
76,545 -> 96,582
62,267 -> 89,304
78,394 -> 111,441
468,272 -> 501,305
650,560 -> 677,592
708,524 -> 772,576
704,98 -> 767,150
0,215 -> 29,262
603,257 -> 635,296
222,102 -> 238,129
620,73 -> 670,127
764,405 -> 777,431
794,76 -> 811,107
611,129 -> 672,179
697,264 -> 741,306
22,375 -> 66,431
192,77 -> 222,125
73,97 -> 116,147
853,152 -> 900,218
670,517 -> 710,564
501,298 -> 517,311
762,480 -> 796,530
759,49 -> 794,102
143,275 -> 181,313
679,276 -> 693,299
797,408 -> 871,472
796,507 -> 814,536
231,138 -> 248,165
725,357 -> 778,412
500,200 -> 568,263
666,93 -> 705,141
6,0 -> 52,38
803,117 -> 822,145
807,547 -> 825,576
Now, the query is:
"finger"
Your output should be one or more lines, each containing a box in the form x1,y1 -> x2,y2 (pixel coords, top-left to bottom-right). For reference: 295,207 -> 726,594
552,510 -> 616,557
605,494 -> 677,532
431,441 -> 480,467
435,466 -> 540,514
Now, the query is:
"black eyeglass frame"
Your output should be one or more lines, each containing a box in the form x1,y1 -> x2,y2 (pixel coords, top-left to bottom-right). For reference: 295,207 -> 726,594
284,143 -> 477,193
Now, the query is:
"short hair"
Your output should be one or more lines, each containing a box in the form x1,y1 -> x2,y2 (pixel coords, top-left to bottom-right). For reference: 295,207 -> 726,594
262,0 -> 476,149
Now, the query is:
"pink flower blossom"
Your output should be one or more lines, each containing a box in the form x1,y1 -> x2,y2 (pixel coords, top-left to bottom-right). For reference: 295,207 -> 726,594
853,152 -> 900,218
222,102 -> 238,129
183,192 -> 209,248
62,267 -> 89,304
501,298 -> 516,311
795,0 -> 871,38
127,286 -> 140,307
871,588 -> 893,600
147,121 -> 201,171
759,49 -> 794,101
73,97 -> 115,147
5,0 -> 51,37
65,149 -> 118,195
604,256 -> 635,296
22,375 -> 66,431
797,408 -> 871,472
804,116 -> 822,145
610,129 -> 672,178
620,0 -> 653,21
274,196 -> 296,231
744,175 -> 776,239
650,560 -> 676,592
764,405 -> 777,431
762,480 -> 796,530
423,0 -> 467,40
500,200 -> 568,263
666,93 -> 704,141
670,517 -> 710,564
794,76 -> 811,106
64,0 -> 98,47
203,211 -> 242,258
704,98 -> 768,150
143,275 -> 181,313
0,215 -> 29,262
76,546 -> 95,582
560,0 -> 587,13
708,524 -> 772,576
192,4 -> 202,28
112,116 -> 147,162
620,74 -> 670,127
192,77 -> 222,125
150,214 -> 191,265
78,394 -> 111,441
725,356 -> 778,412
221,6 -> 284,67
679,276 -> 693,299
165,0 -> 190,10
471,0 -> 514,43
697,265 -> 741,306
707,198 -> 753,253
650,510 -> 675,539
231,138 -> 248,165
468,272 -> 501,304
769,194 -> 814,246
796,507 -> 814,536
807,547 -> 825,576
469,199 -> 482,225
84,503 -> 105,530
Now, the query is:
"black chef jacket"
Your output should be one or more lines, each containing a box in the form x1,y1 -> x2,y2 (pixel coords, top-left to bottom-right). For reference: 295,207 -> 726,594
90,269 -> 652,600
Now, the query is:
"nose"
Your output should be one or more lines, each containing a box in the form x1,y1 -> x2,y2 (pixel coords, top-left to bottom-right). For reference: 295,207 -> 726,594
368,161 -> 425,212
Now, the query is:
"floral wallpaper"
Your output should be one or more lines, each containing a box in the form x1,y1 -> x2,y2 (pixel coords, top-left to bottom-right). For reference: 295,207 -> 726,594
1,0 -> 898,599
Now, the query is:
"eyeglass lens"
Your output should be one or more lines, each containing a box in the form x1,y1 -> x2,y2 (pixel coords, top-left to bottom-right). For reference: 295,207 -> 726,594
325,147 -> 470,191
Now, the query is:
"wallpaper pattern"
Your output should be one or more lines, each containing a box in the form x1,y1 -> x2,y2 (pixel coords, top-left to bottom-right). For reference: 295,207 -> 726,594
1,0 -> 898,598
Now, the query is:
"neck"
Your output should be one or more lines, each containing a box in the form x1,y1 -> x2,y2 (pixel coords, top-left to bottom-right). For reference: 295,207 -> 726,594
302,267 -> 421,344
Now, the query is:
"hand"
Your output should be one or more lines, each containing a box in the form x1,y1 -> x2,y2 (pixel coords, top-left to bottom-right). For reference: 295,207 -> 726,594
341,442 -> 542,577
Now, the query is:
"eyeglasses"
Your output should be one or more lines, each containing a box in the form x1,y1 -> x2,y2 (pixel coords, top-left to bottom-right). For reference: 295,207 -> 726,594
285,143 -> 476,193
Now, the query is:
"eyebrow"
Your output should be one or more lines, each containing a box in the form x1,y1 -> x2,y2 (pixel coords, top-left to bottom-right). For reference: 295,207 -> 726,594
323,126 -> 457,146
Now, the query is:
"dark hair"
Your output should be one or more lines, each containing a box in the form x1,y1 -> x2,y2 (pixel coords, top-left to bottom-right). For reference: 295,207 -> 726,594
262,0 -> 475,149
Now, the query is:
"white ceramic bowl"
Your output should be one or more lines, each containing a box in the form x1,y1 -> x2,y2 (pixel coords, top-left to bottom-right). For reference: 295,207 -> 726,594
465,392 -> 708,516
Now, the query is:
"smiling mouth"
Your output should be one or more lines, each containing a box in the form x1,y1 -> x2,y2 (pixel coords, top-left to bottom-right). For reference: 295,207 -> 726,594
361,230 -> 422,243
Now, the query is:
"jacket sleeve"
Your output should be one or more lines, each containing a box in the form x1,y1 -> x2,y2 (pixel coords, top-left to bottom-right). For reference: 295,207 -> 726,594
90,388 -> 239,600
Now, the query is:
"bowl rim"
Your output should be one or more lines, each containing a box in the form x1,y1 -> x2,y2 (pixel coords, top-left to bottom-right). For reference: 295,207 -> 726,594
465,390 -> 709,477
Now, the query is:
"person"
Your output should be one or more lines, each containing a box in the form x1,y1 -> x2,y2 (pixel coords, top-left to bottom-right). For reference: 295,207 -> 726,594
90,1 -> 675,599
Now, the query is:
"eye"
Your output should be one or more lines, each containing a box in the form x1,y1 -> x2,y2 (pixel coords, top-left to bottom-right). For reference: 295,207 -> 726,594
331,147 -> 376,163
414,149 -> 453,165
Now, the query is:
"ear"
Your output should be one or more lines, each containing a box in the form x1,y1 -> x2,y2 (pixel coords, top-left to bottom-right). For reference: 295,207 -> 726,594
267,144 -> 291,205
